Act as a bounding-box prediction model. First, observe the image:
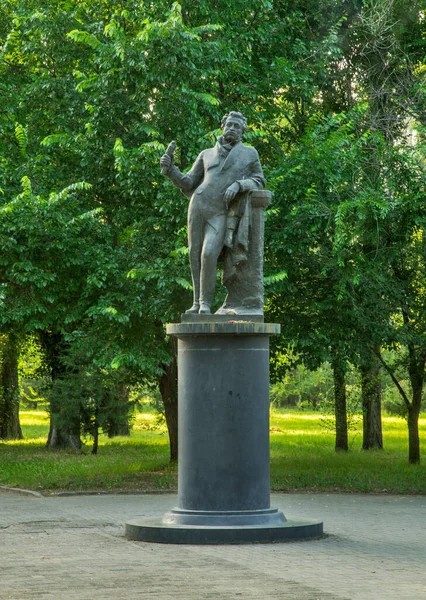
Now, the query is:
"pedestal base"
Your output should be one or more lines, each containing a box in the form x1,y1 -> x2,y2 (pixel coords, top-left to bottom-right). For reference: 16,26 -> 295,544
125,518 -> 323,545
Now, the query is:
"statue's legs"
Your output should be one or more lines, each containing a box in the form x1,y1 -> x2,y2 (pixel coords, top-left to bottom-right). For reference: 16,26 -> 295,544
187,255 -> 201,314
187,211 -> 203,313
199,216 -> 226,314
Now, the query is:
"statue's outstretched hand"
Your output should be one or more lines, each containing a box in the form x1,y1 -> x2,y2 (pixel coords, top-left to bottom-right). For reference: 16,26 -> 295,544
160,141 -> 177,175
160,154 -> 172,172
224,182 -> 240,208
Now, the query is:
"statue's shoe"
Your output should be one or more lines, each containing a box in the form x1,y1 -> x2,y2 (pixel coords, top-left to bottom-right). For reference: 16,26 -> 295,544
185,303 -> 200,314
198,303 -> 211,315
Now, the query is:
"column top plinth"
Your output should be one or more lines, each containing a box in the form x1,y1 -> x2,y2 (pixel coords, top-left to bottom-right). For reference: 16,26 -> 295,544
166,318 -> 280,337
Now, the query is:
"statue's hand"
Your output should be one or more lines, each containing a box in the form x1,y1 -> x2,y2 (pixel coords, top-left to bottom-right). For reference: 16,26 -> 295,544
224,182 -> 240,208
160,154 -> 172,173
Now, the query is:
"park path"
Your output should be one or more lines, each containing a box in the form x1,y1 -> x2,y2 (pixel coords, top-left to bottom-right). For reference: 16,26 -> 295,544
1,491 -> 425,599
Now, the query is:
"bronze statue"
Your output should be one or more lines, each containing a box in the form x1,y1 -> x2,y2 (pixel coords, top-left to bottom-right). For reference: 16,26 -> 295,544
160,112 -> 268,316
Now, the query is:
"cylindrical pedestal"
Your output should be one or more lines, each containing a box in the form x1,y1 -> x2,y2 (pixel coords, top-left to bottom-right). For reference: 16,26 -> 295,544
125,321 -> 323,544
177,330 -> 272,512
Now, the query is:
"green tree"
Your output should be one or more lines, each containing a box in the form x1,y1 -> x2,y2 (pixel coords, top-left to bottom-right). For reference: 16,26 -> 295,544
333,0 -> 426,463
267,0 -> 426,464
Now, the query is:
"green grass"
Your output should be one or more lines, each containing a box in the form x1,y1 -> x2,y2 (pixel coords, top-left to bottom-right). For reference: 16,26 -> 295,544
0,411 -> 174,493
270,410 -> 426,494
0,409 -> 425,494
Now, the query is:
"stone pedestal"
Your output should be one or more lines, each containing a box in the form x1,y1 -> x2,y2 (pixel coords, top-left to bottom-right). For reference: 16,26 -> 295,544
217,190 -> 271,315
125,318 -> 323,544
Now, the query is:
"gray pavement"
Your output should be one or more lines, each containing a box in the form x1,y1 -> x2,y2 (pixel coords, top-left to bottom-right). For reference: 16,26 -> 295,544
1,490 -> 425,600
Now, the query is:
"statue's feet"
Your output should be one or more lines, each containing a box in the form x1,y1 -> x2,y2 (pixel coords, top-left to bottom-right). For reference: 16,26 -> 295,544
199,303 -> 211,315
185,303 -> 200,314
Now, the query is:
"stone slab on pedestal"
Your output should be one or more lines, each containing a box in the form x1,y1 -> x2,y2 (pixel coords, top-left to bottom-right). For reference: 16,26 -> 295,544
125,321 -> 323,544
180,313 -> 265,324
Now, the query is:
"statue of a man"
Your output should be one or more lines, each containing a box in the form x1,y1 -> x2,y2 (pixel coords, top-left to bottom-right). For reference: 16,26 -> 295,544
160,111 -> 265,315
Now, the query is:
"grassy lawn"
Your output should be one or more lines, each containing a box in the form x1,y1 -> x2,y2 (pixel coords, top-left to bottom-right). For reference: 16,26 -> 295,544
0,411 -> 173,493
0,409 -> 425,494
270,411 -> 426,494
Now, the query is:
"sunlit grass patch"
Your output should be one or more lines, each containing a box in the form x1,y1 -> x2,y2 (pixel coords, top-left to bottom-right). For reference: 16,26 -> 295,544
16,410 -> 50,441
1,437 -> 173,492
133,411 -> 168,434
19,410 -> 49,426
270,410 -> 426,493
0,409 -> 174,492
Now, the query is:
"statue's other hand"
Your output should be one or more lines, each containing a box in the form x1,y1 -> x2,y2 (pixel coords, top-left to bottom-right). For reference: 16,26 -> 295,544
224,182 -> 240,208
160,154 -> 172,171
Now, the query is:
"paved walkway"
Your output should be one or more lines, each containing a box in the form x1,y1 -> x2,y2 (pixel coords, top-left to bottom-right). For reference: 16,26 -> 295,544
1,490 -> 425,599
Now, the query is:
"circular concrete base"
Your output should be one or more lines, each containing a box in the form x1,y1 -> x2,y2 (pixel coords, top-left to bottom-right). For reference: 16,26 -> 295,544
125,518 -> 323,545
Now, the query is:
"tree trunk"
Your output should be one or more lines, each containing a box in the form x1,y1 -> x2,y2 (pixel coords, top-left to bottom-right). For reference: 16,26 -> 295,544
46,425 -> 82,450
406,346 -> 424,465
407,362 -> 423,465
333,355 -> 348,452
407,404 -> 421,465
377,344 -> 423,465
361,357 -> 383,450
39,330 -> 82,450
92,419 -> 99,456
159,339 -> 178,462
107,383 -> 131,437
0,334 -> 23,440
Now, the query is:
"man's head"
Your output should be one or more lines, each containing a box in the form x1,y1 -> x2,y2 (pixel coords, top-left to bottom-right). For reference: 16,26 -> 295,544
221,112 -> 247,144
